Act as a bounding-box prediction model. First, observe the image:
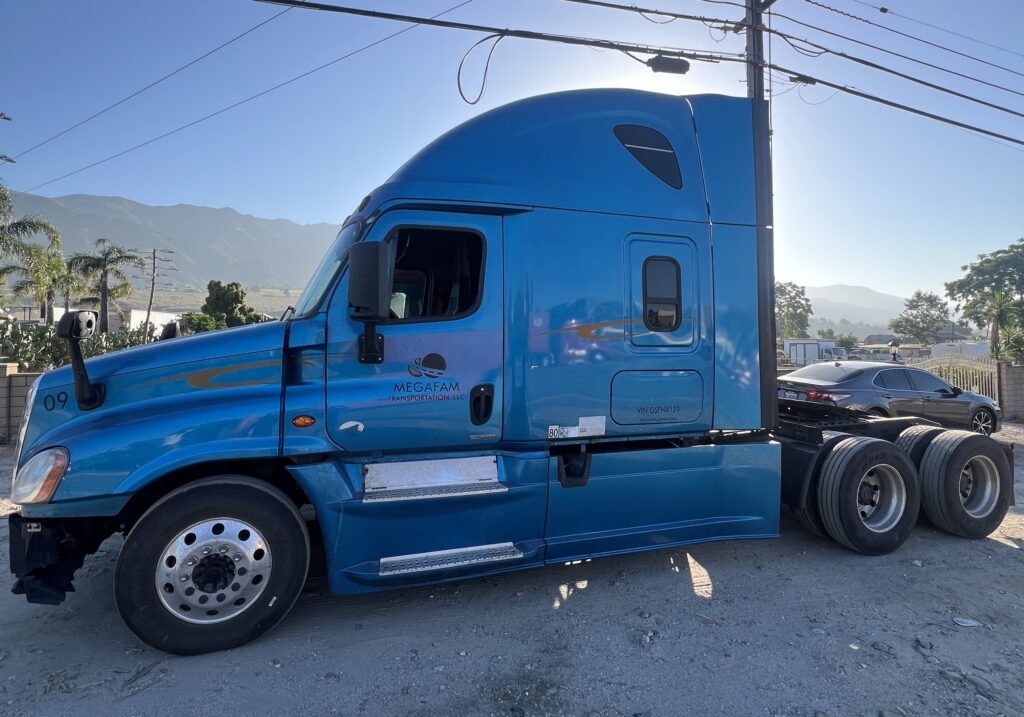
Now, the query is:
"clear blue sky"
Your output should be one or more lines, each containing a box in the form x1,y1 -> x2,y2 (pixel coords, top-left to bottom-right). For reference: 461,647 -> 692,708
1,0 -> 1022,298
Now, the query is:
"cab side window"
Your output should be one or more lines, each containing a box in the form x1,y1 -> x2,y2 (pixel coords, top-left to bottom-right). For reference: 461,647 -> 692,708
386,228 -> 484,321
643,256 -> 681,332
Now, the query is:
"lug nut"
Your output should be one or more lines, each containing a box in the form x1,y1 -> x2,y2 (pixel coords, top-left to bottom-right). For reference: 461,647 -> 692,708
186,557 -> 196,566
180,573 -> 190,582
233,554 -> 242,562
219,545 -> 229,554
202,546 -> 212,555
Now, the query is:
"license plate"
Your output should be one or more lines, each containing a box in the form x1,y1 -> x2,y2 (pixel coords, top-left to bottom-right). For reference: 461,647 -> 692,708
784,390 -> 798,400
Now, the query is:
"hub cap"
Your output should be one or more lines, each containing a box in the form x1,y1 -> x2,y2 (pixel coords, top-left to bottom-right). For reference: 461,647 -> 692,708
155,518 -> 272,624
856,464 -> 906,533
971,411 -> 993,436
959,455 -> 999,519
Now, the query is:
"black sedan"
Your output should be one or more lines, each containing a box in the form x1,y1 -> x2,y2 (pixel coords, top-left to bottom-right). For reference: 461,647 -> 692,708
778,361 -> 1000,435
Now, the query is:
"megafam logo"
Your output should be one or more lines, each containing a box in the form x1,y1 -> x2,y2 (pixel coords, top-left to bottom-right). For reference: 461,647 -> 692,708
408,353 -> 447,378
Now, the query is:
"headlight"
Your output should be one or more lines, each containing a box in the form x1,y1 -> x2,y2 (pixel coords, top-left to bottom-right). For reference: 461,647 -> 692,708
11,448 -> 69,505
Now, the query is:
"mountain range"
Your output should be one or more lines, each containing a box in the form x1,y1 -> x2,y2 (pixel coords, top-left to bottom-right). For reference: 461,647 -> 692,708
14,192 -> 339,289
13,193 -> 910,330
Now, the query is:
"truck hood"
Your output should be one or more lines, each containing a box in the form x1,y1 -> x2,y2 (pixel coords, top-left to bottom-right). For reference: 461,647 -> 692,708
39,320 -> 287,391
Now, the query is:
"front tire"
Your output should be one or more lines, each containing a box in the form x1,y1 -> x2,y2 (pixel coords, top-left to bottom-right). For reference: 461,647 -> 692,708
115,476 -> 310,655
969,408 -> 996,436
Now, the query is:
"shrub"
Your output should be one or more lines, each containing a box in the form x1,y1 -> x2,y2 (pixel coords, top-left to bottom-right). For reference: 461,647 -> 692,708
0,320 -> 154,373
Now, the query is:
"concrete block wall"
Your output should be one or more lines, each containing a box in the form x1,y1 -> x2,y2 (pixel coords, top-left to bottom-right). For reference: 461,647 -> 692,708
0,367 -> 42,444
997,361 -> 1024,421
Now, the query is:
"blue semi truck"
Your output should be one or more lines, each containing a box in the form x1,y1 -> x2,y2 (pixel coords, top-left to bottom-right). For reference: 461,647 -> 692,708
8,90 -> 1012,654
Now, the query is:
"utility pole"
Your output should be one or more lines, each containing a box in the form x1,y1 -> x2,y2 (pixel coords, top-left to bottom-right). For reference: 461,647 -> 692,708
133,249 -> 176,343
746,0 -> 779,428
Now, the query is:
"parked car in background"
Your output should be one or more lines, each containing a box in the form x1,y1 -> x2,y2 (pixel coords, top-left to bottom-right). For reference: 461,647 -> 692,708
778,361 -> 1000,435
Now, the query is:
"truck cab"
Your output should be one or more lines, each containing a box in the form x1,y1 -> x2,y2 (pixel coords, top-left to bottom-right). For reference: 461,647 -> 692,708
19,88 -> 968,656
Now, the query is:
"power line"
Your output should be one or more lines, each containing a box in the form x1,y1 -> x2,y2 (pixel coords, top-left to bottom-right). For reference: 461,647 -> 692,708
802,0 -> 1024,80
560,0 -> 738,26
770,64 -> 1024,147
848,0 -> 1024,62
771,30 -> 1024,120
15,0 -> 477,194
12,5 -> 296,161
248,0 -> 746,63
769,10 -> 1024,101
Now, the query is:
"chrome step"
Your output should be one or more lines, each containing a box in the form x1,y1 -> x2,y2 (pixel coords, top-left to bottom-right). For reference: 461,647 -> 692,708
379,542 -> 523,576
364,482 -> 507,503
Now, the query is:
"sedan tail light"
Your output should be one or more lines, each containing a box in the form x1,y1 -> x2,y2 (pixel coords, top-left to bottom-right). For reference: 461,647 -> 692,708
805,390 -> 852,402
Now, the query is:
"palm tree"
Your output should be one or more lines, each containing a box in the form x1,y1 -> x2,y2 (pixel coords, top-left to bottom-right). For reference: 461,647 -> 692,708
0,245 -> 68,325
68,238 -> 144,333
0,182 -> 59,258
985,291 -> 1018,357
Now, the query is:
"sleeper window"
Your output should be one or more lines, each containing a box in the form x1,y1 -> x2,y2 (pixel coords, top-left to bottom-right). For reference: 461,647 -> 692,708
387,228 -> 484,321
643,257 -> 681,332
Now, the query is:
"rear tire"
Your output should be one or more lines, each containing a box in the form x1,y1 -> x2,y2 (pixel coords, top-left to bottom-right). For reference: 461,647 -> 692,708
817,436 -> 920,555
115,476 -> 310,655
895,425 -> 944,467
919,431 -> 1011,538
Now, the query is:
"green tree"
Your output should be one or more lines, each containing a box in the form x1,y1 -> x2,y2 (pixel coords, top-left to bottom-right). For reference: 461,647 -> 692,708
816,327 -> 836,339
889,291 -> 950,343
775,281 -> 813,339
201,280 -> 263,327
68,237 -> 145,333
945,237 -> 1024,329
835,333 -> 858,351
0,181 -> 60,258
180,312 -> 224,334
0,245 -> 80,325
979,291 -> 1019,356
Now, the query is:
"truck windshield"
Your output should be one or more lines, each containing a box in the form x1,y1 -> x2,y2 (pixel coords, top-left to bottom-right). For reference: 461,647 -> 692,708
293,221 -> 362,316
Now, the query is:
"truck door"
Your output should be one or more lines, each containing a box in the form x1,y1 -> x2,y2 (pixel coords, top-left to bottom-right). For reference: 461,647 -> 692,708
325,210 -> 503,453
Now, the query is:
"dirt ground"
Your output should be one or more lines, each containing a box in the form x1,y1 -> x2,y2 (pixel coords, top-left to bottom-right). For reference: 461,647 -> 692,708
0,430 -> 1022,717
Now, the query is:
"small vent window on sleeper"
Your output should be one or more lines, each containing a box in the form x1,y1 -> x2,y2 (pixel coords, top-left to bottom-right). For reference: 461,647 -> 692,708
613,125 -> 682,189
643,257 -> 681,332
387,227 -> 484,321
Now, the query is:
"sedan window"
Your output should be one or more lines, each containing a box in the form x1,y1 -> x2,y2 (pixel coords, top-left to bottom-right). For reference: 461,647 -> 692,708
875,369 -> 912,390
908,370 -> 953,393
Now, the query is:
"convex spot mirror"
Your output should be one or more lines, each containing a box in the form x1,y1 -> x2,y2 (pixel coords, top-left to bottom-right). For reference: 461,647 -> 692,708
57,310 -> 98,341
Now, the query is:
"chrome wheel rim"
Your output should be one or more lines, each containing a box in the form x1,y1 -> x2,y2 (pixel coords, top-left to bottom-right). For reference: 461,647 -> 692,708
959,455 -> 999,519
856,464 -> 906,533
155,518 -> 272,624
971,411 -> 993,436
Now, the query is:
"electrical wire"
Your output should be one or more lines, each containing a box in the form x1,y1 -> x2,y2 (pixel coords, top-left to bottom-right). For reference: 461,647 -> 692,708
802,0 -> 1024,80
770,10 -> 1024,100
16,0 -> 477,194
773,30 -> 1024,120
12,4 -> 296,160
769,64 -> 1024,147
248,0 -> 746,64
560,0 -> 736,25
847,0 -> 1024,61
457,33 -> 505,104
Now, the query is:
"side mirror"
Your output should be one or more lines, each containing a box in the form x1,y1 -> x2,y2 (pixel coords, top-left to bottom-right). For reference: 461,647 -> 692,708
348,242 -> 392,322
55,310 -> 104,410
159,322 -> 180,341
347,242 -> 392,364
56,310 -> 98,341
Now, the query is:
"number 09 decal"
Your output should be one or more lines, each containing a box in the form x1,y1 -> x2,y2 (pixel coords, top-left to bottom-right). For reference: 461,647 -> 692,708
42,392 -> 69,412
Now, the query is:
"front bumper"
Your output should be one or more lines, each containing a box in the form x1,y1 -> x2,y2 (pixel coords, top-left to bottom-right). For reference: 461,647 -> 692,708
9,513 -> 111,605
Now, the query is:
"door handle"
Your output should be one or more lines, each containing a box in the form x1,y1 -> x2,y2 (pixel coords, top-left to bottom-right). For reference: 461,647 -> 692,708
470,384 -> 494,426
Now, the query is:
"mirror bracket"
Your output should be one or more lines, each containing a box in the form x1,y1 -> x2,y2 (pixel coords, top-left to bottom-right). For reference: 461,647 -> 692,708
358,322 -> 385,364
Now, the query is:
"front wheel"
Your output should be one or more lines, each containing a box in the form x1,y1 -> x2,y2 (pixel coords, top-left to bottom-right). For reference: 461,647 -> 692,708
970,408 -> 996,436
115,477 -> 310,655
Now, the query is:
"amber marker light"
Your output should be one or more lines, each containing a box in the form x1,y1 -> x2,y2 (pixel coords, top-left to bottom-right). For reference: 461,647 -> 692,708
292,415 -> 316,428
